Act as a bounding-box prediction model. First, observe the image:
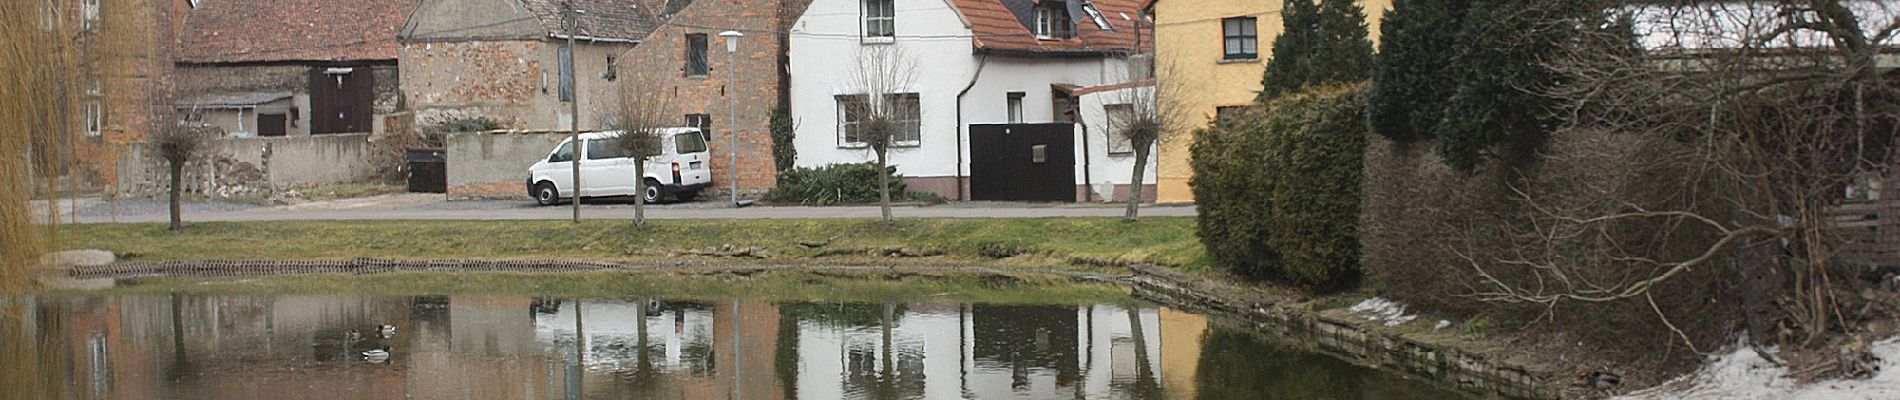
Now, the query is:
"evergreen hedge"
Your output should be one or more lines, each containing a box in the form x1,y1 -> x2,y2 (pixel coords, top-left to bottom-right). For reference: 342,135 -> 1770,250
1192,84 -> 1367,291
765,163 -> 906,205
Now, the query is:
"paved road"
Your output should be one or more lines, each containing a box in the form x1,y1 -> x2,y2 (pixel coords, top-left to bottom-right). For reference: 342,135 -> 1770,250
47,194 -> 1197,224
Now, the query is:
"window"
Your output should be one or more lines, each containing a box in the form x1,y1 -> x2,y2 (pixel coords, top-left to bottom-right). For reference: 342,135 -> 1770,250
674,131 -> 708,153
685,114 -> 711,140
603,56 -> 617,81
558,46 -> 574,101
1035,3 -> 1073,40
82,0 -> 99,30
837,93 -> 921,147
863,0 -> 895,39
549,141 -> 577,163
1222,17 -> 1258,60
586,138 -> 634,160
84,101 -> 102,137
685,34 -> 709,77
1105,104 -> 1134,154
1006,92 -> 1024,123
85,76 -> 101,96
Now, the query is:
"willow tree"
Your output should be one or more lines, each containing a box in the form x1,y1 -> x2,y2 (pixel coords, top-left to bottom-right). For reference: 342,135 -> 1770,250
1,0 -> 76,290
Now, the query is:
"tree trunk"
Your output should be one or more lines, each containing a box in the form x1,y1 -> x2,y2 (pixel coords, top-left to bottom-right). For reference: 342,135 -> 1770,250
1123,143 -> 1151,223
877,149 -> 893,226
168,160 -> 184,231
633,160 -> 646,229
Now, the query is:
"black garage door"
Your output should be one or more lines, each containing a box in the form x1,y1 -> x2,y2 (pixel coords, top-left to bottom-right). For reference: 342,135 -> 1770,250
969,123 -> 1075,202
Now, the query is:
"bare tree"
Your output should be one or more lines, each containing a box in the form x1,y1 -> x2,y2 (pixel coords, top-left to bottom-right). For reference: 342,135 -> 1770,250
1108,55 -> 1188,222
613,67 -> 673,229
151,96 -> 218,232
844,46 -> 919,226
1467,0 -> 1899,353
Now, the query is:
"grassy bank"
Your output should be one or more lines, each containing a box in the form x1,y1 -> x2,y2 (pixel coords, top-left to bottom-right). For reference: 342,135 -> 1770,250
76,269 -> 1138,305
62,218 -> 1207,270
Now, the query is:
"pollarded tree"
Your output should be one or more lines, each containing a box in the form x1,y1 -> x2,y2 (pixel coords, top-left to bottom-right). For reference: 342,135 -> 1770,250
1368,0 -> 1470,143
845,46 -> 919,226
612,67 -> 673,229
1112,56 -> 1189,223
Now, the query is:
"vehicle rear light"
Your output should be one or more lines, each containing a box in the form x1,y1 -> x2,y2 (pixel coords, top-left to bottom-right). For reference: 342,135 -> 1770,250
672,162 -> 682,183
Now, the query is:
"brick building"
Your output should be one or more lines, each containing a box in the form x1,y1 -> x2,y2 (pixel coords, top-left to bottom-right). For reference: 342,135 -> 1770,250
403,0 -> 809,197
46,0 -> 188,190
173,0 -> 418,138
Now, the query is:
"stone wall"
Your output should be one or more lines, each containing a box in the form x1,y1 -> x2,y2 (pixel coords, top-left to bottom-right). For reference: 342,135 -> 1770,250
444,131 -> 568,199
114,134 -> 382,197
399,40 -> 634,133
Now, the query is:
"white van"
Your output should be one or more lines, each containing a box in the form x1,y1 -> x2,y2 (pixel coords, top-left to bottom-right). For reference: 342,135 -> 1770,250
527,128 -> 712,205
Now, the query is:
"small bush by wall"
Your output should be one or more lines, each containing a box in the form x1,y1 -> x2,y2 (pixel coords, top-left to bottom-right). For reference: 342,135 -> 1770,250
765,163 -> 906,205
1191,84 -> 1367,291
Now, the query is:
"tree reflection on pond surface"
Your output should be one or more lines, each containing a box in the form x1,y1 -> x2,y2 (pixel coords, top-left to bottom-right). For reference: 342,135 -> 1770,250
0,294 -> 1466,399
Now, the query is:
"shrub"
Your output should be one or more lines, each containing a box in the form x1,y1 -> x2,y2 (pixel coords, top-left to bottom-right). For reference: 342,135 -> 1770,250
770,107 -> 797,174
1192,84 -> 1367,291
765,163 -> 906,205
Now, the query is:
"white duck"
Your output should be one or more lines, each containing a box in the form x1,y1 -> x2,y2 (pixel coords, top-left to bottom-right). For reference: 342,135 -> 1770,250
361,349 -> 391,364
377,325 -> 396,338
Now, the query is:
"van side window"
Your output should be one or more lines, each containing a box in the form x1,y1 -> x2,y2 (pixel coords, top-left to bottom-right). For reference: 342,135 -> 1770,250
587,138 -> 632,160
674,132 -> 708,153
549,141 -> 576,163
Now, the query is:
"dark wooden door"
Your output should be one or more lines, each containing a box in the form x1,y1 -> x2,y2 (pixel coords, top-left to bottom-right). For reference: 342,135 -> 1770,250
969,123 -> 1075,202
308,67 -> 374,134
257,114 -> 287,137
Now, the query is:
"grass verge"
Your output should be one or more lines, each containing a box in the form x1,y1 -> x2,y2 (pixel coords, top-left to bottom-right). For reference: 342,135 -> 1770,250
62,218 -> 1206,270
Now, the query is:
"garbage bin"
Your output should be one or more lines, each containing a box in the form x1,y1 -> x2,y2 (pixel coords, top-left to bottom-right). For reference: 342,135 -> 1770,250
406,148 -> 446,193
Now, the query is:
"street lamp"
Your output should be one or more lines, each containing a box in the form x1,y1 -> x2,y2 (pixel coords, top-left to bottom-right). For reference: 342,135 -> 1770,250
719,30 -> 743,207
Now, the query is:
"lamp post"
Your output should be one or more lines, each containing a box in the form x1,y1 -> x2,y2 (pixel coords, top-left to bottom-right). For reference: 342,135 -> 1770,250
719,30 -> 743,207
566,4 -> 584,222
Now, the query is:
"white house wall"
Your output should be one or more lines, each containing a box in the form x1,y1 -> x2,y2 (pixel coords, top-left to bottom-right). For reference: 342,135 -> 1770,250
789,0 -> 1136,200
1077,86 -> 1159,203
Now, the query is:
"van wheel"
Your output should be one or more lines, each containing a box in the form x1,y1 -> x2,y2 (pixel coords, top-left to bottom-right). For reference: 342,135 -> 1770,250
534,182 -> 560,206
675,190 -> 699,202
641,179 -> 664,204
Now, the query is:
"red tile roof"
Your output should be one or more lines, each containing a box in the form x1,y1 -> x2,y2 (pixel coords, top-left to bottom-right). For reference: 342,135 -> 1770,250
519,0 -> 659,42
948,0 -> 1151,56
176,0 -> 422,64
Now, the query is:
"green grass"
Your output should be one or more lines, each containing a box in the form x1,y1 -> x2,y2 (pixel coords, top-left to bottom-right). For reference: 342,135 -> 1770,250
70,269 -> 1140,305
62,218 -> 1206,270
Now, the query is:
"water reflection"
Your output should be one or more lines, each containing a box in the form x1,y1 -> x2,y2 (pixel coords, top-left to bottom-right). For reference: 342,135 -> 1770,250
0,294 -> 1466,400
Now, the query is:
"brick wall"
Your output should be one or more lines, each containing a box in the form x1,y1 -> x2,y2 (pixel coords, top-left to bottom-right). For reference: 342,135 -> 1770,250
612,0 -> 812,195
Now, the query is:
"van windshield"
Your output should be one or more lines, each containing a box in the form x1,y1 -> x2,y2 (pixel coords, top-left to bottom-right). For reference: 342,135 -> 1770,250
674,132 -> 708,153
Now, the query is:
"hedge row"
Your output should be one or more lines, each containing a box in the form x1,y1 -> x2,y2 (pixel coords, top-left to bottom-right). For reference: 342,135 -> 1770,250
764,163 -> 906,206
1191,84 -> 1367,291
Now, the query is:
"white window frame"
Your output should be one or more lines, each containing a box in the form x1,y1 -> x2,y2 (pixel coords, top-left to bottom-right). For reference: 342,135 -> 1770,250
1105,103 -> 1135,154
863,0 -> 895,43
836,93 -> 922,148
82,0 -> 100,30
84,101 -> 103,137
1007,92 -> 1024,123
1035,4 -> 1071,40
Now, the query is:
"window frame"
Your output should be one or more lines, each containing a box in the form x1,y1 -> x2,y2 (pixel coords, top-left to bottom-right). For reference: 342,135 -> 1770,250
1006,92 -> 1025,124
685,33 -> 710,77
836,93 -> 922,148
863,0 -> 895,41
1221,17 -> 1259,60
685,113 -> 712,140
557,46 -> 574,101
1035,3 -> 1073,40
1104,103 -> 1135,155
84,100 -> 103,138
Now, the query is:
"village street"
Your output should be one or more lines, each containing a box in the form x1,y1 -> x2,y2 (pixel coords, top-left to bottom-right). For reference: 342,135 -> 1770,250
36,194 -> 1198,224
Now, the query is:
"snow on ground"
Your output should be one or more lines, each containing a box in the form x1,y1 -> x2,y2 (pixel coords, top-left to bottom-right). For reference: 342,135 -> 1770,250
1348,297 -> 1417,327
1618,338 -> 1900,400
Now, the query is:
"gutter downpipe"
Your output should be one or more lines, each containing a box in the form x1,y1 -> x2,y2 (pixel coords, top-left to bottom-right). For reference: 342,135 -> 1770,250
954,50 -> 991,201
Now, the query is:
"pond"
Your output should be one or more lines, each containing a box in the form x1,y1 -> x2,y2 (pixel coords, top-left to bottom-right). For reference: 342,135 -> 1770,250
1,294 -> 1468,400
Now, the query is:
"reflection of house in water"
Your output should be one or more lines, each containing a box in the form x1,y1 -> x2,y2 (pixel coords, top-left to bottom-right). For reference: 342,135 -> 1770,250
533,299 -> 786,400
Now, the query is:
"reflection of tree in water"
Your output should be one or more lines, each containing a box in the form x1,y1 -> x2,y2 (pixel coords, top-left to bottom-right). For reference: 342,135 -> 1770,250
780,301 -> 926,400
1192,324 -> 1455,400
2,300 -> 72,400
972,304 -> 1081,392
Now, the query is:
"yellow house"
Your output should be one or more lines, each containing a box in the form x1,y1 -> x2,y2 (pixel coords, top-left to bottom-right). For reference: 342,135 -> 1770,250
1149,0 -> 1390,203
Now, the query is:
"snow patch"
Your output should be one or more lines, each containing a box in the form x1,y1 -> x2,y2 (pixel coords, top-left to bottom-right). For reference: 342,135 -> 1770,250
1348,297 -> 1417,327
1618,339 -> 1900,400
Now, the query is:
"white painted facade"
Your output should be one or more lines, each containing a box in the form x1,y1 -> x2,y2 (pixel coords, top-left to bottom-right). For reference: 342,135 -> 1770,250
1077,85 -> 1160,202
787,0 -> 1151,200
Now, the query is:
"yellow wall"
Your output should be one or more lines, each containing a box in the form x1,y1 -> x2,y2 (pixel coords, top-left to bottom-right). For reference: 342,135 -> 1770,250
1152,0 -> 1390,203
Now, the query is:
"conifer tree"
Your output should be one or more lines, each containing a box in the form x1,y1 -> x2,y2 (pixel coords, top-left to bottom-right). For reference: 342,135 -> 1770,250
1433,1 -> 1586,172
1258,0 -> 1319,100
1258,0 -> 1374,101
1367,0 -> 1468,143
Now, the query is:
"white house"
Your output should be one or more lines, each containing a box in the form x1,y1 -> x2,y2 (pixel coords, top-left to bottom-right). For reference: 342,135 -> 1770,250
788,0 -> 1157,202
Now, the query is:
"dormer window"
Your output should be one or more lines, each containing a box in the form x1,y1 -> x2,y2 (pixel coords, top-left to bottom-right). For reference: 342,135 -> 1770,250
1036,2 -> 1073,40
